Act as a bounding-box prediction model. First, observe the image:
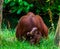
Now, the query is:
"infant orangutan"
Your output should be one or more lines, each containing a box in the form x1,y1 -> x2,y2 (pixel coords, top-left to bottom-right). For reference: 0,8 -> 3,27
27,27 -> 42,44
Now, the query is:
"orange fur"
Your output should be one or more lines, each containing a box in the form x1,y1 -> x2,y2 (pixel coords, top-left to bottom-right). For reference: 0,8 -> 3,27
16,12 -> 48,44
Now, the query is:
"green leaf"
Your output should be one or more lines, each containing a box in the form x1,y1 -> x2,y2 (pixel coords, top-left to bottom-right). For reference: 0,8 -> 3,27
19,2 -> 23,5
27,6 -> 30,10
10,9 -> 17,13
4,0 -> 10,4
58,5 -> 60,11
10,7 -> 17,13
18,0 -> 22,2
17,8 -> 22,14
23,1 -> 28,6
30,4 -> 33,7
10,2 -> 15,6
46,0 -> 50,2
24,6 -> 30,13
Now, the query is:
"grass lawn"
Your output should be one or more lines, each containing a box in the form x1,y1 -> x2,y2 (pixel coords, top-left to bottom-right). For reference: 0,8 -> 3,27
0,28 -> 59,49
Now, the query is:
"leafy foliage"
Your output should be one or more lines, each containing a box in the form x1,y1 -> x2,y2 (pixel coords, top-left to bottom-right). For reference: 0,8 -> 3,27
3,0 -> 60,15
28,0 -> 60,15
0,28 -> 58,49
3,0 -> 33,14
3,0 -> 59,29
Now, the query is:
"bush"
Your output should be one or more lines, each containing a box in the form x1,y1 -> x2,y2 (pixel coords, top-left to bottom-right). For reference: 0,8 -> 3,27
3,0 -> 33,14
3,0 -> 59,29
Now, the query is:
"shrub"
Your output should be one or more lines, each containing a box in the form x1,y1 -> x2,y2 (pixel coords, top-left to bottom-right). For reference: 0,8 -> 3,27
3,0 -> 33,14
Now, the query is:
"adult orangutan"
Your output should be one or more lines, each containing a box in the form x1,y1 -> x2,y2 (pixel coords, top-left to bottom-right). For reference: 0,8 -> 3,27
16,12 -> 48,44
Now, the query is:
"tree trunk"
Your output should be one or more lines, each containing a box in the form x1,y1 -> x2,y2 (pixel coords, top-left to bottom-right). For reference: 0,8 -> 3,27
0,0 -> 3,29
55,15 -> 60,46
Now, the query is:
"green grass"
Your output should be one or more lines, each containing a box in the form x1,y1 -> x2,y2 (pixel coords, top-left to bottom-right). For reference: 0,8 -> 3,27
0,28 -> 59,49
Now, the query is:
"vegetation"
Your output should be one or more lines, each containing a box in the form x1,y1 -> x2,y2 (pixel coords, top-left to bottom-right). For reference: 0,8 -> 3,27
0,28 -> 59,49
3,0 -> 60,15
0,0 -> 60,49
3,0 -> 33,14
3,0 -> 59,29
